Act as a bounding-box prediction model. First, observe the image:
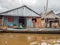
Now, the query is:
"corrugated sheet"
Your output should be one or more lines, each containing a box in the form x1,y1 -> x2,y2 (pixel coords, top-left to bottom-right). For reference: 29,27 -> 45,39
41,10 -> 60,18
56,13 -> 60,17
0,5 -> 40,17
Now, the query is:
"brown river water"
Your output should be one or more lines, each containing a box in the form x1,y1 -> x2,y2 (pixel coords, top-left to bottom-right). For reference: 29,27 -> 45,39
0,33 -> 60,45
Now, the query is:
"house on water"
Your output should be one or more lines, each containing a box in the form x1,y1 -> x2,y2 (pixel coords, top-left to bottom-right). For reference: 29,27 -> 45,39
41,10 -> 60,28
0,5 -> 42,30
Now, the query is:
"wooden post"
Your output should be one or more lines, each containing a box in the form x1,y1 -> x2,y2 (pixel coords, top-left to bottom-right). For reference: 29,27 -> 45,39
2,16 -> 4,27
45,19 -> 47,28
59,18 -> 60,27
33,22 -> 35,28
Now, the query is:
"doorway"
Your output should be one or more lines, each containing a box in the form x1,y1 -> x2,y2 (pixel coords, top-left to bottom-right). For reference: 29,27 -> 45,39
19,17 -> 26,28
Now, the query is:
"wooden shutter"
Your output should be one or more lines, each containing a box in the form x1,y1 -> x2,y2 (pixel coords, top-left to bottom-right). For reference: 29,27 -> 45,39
8,16 -> 14,22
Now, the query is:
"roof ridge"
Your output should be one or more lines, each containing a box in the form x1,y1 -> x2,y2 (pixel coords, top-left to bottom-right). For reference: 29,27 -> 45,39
45,10 -> 55,15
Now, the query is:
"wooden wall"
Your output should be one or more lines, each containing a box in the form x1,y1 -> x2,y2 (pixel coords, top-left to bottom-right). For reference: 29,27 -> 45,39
26,17 -> 42,28
4,16 -> 42,28
35,18 -> 42,28
4,16 -> 19,27
26,17 -> 33,28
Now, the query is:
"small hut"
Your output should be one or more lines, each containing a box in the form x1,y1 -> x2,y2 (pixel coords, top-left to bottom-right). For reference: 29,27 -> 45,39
41,10 -> 60,28
0,5 -> 42,30
56,13 -> 60,27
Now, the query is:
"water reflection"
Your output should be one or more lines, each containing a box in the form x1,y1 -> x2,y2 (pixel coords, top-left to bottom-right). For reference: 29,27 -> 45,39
0,33 -> 60,45
27,34 -> 60,45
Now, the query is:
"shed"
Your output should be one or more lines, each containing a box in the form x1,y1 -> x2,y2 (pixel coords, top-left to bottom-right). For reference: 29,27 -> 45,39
41,10 -> 60,28
0,5 -> 42,29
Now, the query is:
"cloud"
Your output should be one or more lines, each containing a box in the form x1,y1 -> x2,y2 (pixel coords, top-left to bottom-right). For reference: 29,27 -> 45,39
23,0 -> 37,6
0,0 -> 22,8
0,0 -> 60,13
48,0 -> 60,13
0,6 -> 7,12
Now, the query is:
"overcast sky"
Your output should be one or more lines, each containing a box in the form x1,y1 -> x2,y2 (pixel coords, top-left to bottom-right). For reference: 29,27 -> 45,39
0,0 -> 60,14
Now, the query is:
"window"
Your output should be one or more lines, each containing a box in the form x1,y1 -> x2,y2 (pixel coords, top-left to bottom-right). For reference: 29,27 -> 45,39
32,17 -> 37,22
0,15 -> 3,19
8,16 -> 14,22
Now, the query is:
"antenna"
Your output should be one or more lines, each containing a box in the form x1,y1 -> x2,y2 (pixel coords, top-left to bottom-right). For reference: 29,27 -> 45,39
45,0 -> 48,12
44,5 -> 46,13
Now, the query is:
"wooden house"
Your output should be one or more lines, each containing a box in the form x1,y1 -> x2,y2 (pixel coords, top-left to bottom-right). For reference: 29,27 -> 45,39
56,13 -> 60,27
41,10 -> 60,28
0,5 -> 42,30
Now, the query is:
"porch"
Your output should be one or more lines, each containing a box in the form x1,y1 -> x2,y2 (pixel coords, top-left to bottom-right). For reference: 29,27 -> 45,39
0,16 -> 27,29
0,16 -> 42,30
45,18 -> 60,28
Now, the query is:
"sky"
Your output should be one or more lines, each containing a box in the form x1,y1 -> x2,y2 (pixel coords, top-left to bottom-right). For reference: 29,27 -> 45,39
0,0 -> 60,14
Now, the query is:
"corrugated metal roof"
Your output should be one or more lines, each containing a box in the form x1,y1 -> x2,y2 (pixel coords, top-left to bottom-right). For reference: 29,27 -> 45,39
0,5 -> 40,17
56,13 -> 60,17
41,10 -> 60,18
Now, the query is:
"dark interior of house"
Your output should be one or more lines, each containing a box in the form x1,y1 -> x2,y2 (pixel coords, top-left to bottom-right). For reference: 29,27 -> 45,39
19,17 -> 26,28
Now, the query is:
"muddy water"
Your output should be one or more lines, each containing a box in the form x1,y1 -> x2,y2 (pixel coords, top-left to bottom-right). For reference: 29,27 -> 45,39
0,33 -> 60,45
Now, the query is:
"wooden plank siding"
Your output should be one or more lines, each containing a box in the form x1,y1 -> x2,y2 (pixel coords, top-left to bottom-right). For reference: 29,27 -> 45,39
35,18 -> 42,28
0,16 -> 42,29
26,17 -> 33,28
26,17 -> 42,28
